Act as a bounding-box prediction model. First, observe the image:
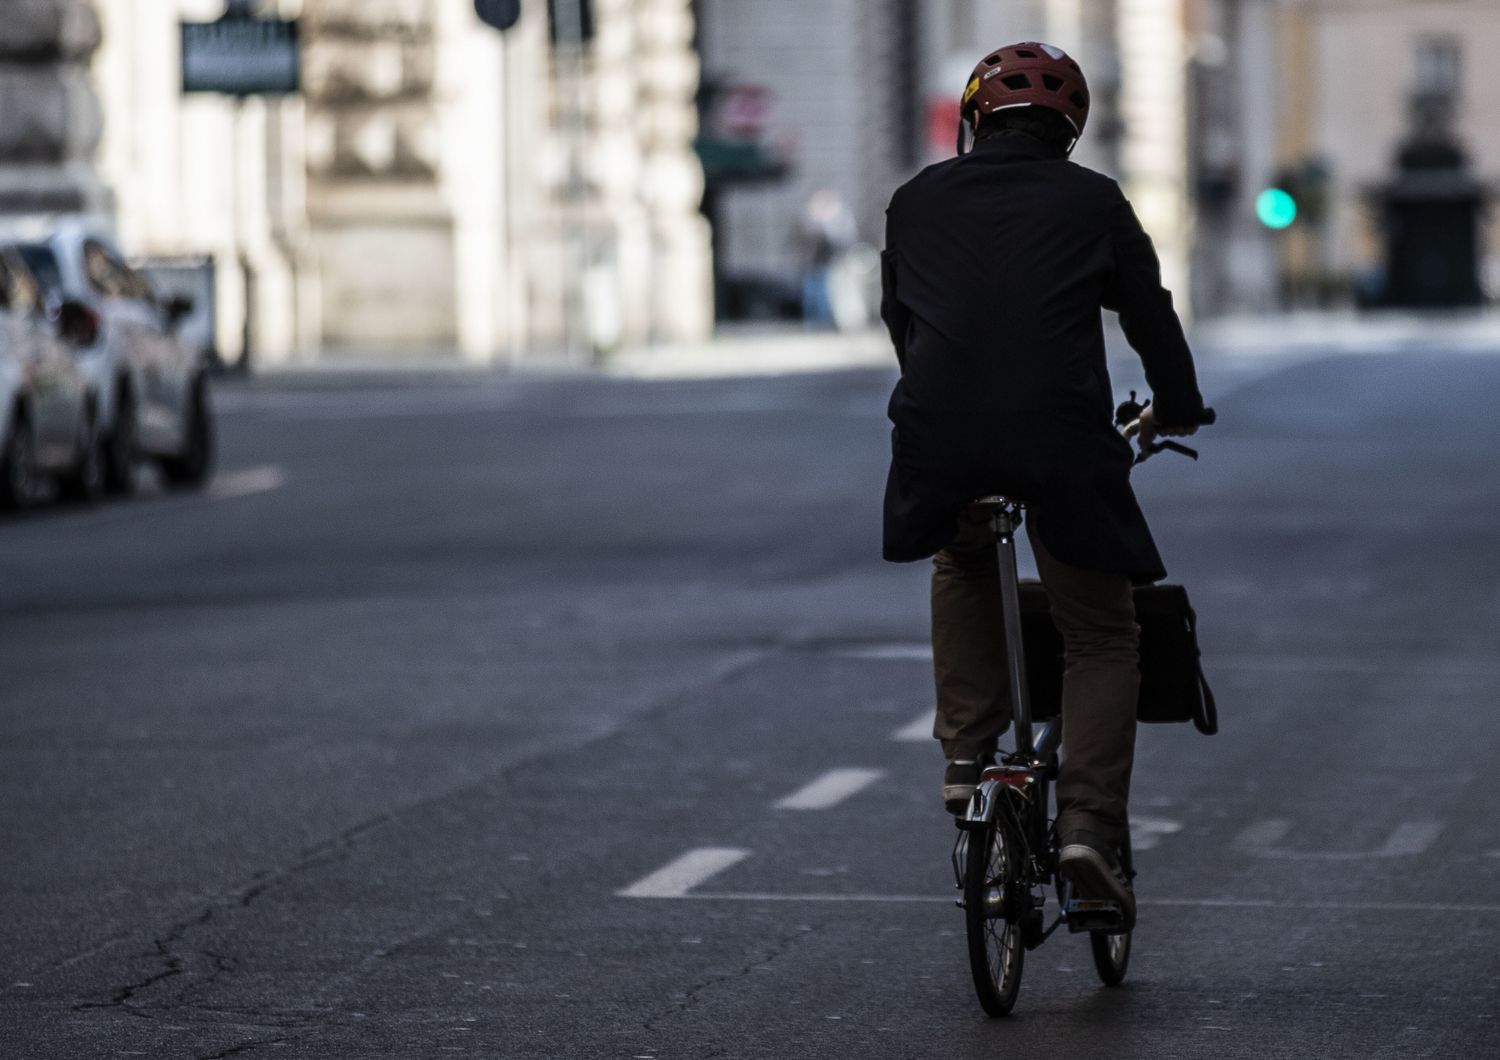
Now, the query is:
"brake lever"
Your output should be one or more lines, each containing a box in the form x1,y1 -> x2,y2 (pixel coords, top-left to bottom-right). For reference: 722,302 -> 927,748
1135,439 -> 1200,465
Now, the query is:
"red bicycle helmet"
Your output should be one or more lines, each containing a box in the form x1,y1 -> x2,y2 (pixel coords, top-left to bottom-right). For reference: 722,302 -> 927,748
960,42 -> 1091,144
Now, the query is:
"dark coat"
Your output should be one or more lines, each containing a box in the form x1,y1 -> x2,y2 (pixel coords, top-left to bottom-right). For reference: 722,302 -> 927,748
881,133 -> 1207,583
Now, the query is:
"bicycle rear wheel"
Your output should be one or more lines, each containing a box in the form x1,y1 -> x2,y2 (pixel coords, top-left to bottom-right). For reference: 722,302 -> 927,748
1089,928 -> 1130,986
963,822 -> 1025,1016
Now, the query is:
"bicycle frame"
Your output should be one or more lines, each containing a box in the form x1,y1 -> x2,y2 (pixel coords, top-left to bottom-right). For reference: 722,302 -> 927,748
959,498 -> 1060,837
951,496 -> 1138,942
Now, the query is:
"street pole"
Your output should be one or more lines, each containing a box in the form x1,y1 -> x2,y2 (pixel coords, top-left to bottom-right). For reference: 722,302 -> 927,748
230,94 -> 253,373
472,2 -> 527,363
226,0 -> 260,370
554,0 -> 591,362
501,28 -> 521,368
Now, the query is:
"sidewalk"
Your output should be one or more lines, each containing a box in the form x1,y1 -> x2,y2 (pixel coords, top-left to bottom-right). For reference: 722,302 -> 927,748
1190,309 -> 1500,356
610,311 -> 1500,379
232,310 -> 1500,387
608,324 -> 892,379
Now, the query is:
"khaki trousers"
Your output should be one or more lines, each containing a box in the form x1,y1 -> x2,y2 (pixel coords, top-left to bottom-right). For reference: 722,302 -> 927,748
931,511 -> 1140,847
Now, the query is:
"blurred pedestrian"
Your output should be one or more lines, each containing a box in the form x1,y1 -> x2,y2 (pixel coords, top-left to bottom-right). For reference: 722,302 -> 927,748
797,188 -> 857,328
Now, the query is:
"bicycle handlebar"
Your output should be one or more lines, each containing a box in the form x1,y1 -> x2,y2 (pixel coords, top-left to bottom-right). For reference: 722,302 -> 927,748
1115,391 -> 1215,465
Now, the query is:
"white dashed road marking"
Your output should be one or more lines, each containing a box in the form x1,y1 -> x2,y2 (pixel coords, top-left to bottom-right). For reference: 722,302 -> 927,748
1235,819 -> 1444,860
892,711 -> 934,742
617,848 -> 750,899
208,465 -> 286,501
834,643 -> 932,661
774,769 -> 884,811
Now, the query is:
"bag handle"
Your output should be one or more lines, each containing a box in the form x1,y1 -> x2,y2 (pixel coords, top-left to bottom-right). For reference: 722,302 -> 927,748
1185,601 -> 1219,736
1193,661 -> 1219,736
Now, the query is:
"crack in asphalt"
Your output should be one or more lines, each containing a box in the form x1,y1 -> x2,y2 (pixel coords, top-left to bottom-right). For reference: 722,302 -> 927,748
70,815 -> 392,1022
44,648 -> 774,1050
197,1036 -> 293,1059
641,923 -> 822,1045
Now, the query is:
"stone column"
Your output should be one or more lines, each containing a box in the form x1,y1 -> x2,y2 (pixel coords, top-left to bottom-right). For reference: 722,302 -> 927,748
0,0 -> 110,216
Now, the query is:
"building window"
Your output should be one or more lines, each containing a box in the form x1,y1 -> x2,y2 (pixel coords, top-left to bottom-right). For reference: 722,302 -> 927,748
548,0 -> 595,45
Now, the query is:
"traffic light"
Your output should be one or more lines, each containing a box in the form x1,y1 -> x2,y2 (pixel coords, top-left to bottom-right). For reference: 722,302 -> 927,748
1257,159 -> 1332,231
1256,186 -> 1298,230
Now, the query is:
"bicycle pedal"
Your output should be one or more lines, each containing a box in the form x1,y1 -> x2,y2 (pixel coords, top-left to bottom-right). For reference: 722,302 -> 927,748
1063,897 -> 1125,933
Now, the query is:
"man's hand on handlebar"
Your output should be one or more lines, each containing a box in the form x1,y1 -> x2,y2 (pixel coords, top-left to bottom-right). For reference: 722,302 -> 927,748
1115,392 -> 1215,465
1137,404 -> 1200,454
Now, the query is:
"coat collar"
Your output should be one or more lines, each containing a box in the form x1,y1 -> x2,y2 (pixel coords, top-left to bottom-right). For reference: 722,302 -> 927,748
968,133 -> 1062,163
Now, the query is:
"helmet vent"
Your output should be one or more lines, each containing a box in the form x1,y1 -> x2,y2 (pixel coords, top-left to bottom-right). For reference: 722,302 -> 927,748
1015,49 -> 1038,58
984,54 -> 1002,66
1042,74 -> 1064,91
1068,61 -> 1081,72
1001,74 -> 1032,90
1070,91 -> 1087,107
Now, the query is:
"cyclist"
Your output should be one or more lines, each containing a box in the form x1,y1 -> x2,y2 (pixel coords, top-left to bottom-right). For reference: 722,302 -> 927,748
879,42 -> 1209,925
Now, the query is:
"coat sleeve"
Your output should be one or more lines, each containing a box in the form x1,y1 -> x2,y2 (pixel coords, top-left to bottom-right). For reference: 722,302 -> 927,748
880,200 -> 912,371
1101,186 -> 1207,427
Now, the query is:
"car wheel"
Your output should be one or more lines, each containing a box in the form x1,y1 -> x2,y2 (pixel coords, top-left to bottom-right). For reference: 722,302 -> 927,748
159,377 -> 215,490
1,408 -> 40,513
59,410 -> 106,504
104,387 -> 137,495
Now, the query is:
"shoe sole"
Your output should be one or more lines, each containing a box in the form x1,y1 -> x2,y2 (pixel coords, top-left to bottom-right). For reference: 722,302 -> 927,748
1059,844 -> 1136,931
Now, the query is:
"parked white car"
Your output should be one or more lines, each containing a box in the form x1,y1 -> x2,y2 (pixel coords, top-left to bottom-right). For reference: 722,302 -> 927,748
0,249 -> 103,510
6,220 -> 214,493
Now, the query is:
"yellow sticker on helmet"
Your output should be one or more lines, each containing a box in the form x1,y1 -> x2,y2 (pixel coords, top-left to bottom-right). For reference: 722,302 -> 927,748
963,77 -> 981,105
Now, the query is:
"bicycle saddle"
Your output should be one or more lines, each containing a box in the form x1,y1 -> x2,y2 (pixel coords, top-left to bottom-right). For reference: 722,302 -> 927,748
968,495 -> 1024,511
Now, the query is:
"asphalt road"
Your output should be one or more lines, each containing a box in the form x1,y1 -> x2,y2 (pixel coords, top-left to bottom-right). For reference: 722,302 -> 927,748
3,345 -> 1499,1059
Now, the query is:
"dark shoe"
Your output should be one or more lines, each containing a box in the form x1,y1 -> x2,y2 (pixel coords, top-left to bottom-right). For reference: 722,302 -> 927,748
942,756 -> 993,816
1059,830 -> 1136,931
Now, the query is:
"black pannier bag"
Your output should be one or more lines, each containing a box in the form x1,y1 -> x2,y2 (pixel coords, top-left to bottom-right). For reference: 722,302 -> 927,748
1019,581 -> 1218,735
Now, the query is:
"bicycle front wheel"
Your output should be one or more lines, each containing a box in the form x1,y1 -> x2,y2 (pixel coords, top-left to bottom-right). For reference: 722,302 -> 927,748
963,822 -> 1025,1016
1089,928 -> 1131,986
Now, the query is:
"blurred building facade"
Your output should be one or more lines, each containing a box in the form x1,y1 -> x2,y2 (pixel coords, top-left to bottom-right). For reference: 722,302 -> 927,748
3,0 -> 712,365
6,0 -> 1493,365
1190,0 -> 1500,313
0,0 -> 111,218
696,0 -> 1197,320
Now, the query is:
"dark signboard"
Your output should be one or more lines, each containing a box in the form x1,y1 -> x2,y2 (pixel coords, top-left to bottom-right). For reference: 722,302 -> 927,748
181,17 -> 300,97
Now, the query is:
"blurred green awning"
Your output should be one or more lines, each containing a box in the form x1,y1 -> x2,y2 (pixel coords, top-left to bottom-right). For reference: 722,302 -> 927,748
694,139 -> 789,185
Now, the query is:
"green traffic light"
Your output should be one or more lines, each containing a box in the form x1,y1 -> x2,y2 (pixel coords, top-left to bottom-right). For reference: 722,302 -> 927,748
1256,187 -> 1298,230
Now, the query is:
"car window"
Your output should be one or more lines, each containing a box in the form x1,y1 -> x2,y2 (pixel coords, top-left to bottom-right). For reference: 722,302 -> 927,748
13,244 -> 63,298
83,241 -> 121,297
0,254 -> 42,315
83,241 -> 156,304
120,264 -> 154,303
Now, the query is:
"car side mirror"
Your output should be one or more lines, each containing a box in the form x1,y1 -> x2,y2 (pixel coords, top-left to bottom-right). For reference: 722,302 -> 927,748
165,295 -> 194,328
56,300 -> 100,348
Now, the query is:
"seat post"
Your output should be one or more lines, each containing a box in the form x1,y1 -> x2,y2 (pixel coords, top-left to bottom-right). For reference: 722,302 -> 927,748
990,506 -> 1034,758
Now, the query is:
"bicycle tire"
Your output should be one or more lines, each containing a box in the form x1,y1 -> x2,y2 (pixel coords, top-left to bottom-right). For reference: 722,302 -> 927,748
963,822 -> 1025,1016
1089,928 -> 1130,986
